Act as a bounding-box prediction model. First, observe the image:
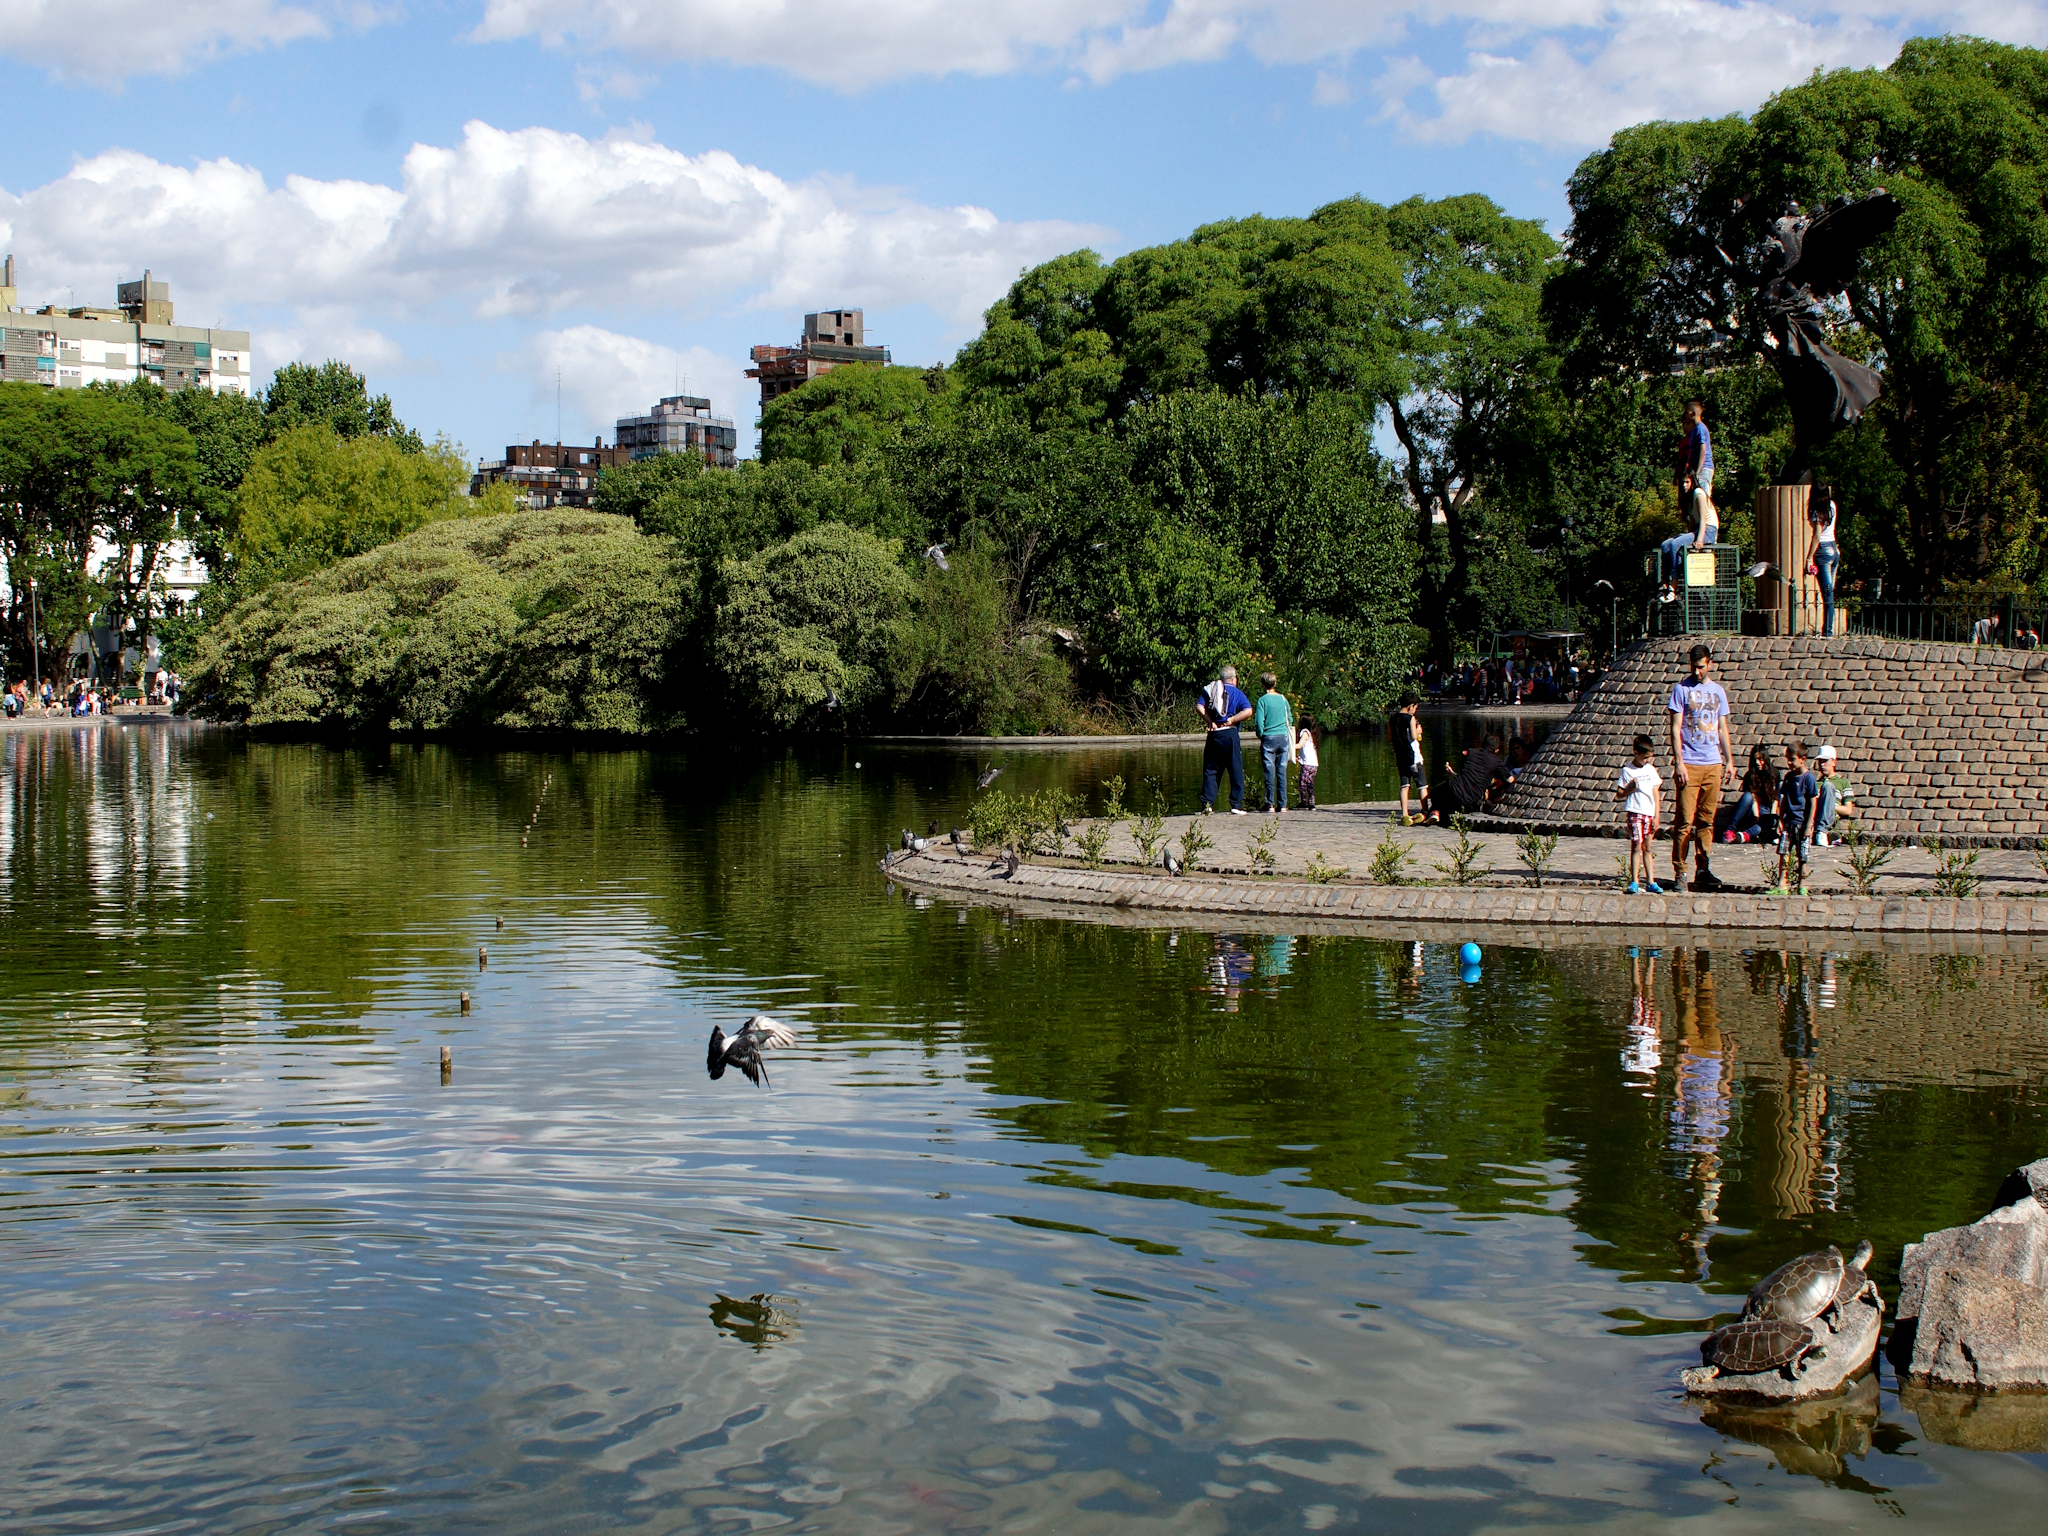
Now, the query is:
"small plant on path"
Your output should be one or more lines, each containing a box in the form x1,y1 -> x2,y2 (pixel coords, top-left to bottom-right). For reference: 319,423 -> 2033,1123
1246,818 -> 1279,874
1515,828 -> 1559,888
1435,815 -> 1493,887
1370,822 -> 1416,886
1130,787 -> 1168,865
1099,775 -> 1128,825
1304,850 -> 1348,884
1923,838 -> 1982,899
1177,818 -> 1216,874
1840,826 -> 1898,897
1074,820 -> 1113,869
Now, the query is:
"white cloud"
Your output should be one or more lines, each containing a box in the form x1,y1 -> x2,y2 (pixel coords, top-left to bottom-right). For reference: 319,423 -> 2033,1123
0,120 -> 1103,331
471,1 -> 2048,146
506,326 -> 751,442
0,0 -> 371,85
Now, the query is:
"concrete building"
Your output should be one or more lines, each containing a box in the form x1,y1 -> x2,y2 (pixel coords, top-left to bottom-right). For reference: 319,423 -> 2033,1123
747,309 -> 888,411
0,261 -> 252,396
471,439 -> 636,509
613,394 -> 738,468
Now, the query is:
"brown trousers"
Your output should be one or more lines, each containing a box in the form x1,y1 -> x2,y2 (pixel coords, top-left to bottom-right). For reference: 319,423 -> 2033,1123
1673,762 -> 1723,872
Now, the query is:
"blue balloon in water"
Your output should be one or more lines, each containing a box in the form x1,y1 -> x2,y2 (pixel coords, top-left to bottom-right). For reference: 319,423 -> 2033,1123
1460,963 -> 1483,985
1459,942 -> 1482,966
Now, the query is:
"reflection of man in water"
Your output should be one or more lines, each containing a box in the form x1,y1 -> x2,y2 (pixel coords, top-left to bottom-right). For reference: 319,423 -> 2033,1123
1205,934 -> 1256,1011
1768,951 -> 1837,1215
1623,946 -> 1662,1082
1667,949 -> 1729,1281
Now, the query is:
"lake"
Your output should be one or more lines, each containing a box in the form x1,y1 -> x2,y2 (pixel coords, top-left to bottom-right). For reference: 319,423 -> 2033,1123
3,722 -> 2045,1533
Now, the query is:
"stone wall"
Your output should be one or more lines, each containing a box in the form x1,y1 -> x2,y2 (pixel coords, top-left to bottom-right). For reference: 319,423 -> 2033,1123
1487,636 -> 2048,845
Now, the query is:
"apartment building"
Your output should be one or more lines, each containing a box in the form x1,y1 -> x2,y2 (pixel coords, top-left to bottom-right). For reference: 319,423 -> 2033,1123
746,309 -> 888,411
613,394 -> 738,468
471,439 -> 636,509
0,261 -> 253,396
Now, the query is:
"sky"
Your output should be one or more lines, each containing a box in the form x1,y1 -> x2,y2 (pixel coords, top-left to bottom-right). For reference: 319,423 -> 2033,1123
5,2 -> 2045,462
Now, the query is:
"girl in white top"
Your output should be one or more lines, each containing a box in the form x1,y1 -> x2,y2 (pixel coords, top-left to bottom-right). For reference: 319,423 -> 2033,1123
1810,482 -> 1841,635
1295,715 -> 1321,809
1614,732 -> 1665,893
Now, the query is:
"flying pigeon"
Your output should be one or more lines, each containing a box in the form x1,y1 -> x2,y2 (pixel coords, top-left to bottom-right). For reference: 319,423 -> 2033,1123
1163,849 -> 1184,876
823,679 -> 841,711
976,765 -> 1003,790
924,544 -> 950,572
707,1014 -> 798,1086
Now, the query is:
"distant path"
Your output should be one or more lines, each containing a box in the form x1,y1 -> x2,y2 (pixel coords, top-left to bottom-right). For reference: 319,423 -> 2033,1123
1,708 -> 195,735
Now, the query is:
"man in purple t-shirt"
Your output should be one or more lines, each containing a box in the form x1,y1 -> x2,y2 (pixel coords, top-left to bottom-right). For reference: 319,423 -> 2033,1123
1666,643 -> 1735,892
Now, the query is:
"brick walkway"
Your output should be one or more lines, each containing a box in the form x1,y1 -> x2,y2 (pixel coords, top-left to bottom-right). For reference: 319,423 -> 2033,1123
1055,802 -> 2048,899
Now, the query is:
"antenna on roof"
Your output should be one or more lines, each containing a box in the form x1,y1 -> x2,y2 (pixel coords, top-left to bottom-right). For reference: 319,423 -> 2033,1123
555,368 -> 562,446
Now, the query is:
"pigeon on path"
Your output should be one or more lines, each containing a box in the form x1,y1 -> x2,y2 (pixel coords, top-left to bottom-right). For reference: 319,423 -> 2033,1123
707,1015 -> 799,1087
1163,849 -> 1184,876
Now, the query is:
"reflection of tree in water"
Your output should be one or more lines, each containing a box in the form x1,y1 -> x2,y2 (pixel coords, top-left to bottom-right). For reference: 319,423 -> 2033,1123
710,1292 -> 799,1352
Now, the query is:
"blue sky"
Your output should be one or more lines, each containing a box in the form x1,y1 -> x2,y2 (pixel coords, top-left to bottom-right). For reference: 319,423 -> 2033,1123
5,2 -> 2043,460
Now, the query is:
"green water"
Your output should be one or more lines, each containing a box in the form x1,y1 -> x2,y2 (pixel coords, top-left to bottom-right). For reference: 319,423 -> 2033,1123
2,723 -> 2045,1533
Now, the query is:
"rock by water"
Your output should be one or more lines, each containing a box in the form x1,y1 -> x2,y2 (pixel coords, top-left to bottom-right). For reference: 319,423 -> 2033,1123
1892,1156 -> 2048,1392
1682,1290 -> 1882,1404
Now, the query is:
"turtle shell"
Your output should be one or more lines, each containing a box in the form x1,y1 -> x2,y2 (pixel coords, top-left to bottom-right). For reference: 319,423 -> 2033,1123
1743,1245 -> 1844,1324
1702,1316 -> 1821,1375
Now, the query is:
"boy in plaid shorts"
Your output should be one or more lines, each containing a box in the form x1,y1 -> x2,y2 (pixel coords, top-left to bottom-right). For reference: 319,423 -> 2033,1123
1614,732 -> 1664,894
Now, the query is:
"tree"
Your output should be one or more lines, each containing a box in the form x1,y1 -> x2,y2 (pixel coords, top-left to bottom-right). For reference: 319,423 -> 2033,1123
0,384 -> 201,680
954,251 -> 1124,429
229,425 -> 474,590
1545,38 -> 2048,591
90,378 -> 265,578
263,360 -> 425,453
711,523 -> 916,728
759,363 -> 957,466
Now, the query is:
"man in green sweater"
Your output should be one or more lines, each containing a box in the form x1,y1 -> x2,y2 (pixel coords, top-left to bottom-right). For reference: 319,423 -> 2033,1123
1254,672 -> 1295,812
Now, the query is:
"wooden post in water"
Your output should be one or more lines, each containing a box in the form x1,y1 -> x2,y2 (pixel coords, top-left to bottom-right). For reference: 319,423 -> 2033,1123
1753,485 -> 1825,634
440,1045 -> 452,1083
460,990 -> 471,1014
478,945 -> 488,969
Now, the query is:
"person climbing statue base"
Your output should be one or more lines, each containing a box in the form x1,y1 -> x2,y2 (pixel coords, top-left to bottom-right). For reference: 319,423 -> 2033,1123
1667,642 -> 1735,893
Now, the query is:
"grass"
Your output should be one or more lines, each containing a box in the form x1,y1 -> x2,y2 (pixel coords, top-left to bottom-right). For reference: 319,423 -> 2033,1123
1304,850 -> 1349,883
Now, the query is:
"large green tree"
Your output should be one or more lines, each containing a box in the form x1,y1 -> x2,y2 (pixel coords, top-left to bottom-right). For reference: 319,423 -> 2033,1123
1546,37 -> 2048,592
0,384 -> 202,680
263,360 -> 426,453
759,363 -> 957,466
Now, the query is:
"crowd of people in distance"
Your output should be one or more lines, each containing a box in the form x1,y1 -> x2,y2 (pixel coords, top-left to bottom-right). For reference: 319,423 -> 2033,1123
1414,654 -> 1595,706
1,670 -> 180,720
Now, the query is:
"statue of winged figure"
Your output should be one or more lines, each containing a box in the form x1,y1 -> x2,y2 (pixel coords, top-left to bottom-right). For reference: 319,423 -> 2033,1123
1737,191 -> 1900,483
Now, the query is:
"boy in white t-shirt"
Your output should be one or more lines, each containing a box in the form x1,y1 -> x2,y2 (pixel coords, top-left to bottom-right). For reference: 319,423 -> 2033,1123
1614,732 -> 1665,894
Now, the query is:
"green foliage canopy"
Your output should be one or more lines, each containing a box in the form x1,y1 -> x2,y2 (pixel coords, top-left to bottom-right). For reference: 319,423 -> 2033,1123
758,363 -> 956,466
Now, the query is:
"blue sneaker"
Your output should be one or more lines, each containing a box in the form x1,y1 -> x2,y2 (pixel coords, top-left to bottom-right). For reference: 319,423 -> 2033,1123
1646,880 -> 1664,894
1626,881 -> 1642,894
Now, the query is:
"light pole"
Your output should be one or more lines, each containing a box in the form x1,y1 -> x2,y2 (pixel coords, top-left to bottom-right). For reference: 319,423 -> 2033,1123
1594,579 -> 1616,660
26,576 -> 39,704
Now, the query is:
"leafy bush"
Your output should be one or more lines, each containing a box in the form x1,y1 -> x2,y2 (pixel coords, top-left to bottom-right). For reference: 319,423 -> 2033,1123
1515,828 -> 1559,888
1436,815 -> 1493,886
712,523 -> 916,728
1371,822 -> 1416,885
1177,818 -> 1215,872
190,509 -> 688,733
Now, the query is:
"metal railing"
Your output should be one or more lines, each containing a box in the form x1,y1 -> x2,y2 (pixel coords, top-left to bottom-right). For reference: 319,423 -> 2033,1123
1764,589 -> 2045,646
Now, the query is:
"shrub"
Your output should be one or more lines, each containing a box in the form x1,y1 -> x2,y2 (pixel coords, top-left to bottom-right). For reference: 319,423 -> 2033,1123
189,509 -> 688,733
1370,822 -> 1416,885
1436,815 -> 1493,886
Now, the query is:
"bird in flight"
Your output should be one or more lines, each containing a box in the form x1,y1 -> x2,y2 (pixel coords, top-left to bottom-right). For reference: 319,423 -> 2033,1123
707,1015 -> 799,1086
924,544 -> 950,572
976,764 -> 1003,790
823,679 -> 840,711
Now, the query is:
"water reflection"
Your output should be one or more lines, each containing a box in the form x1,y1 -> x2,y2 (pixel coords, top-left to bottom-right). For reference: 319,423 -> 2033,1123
1698,1373 -> 1895,1495
3,727 -> 2048,1532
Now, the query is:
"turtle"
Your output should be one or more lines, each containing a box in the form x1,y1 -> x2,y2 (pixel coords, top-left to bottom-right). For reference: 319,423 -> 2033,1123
1829,1238 -> 1879,1318
1700,1316 -> 1829,1379
1742,1244 -> 1845,1326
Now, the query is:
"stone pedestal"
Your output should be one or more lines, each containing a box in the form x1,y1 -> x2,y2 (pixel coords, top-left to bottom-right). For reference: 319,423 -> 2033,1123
1753,485 -> 1824,635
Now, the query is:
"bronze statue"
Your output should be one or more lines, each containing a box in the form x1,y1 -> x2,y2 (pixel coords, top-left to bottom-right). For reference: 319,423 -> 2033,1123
1734,192 -> 1900,484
